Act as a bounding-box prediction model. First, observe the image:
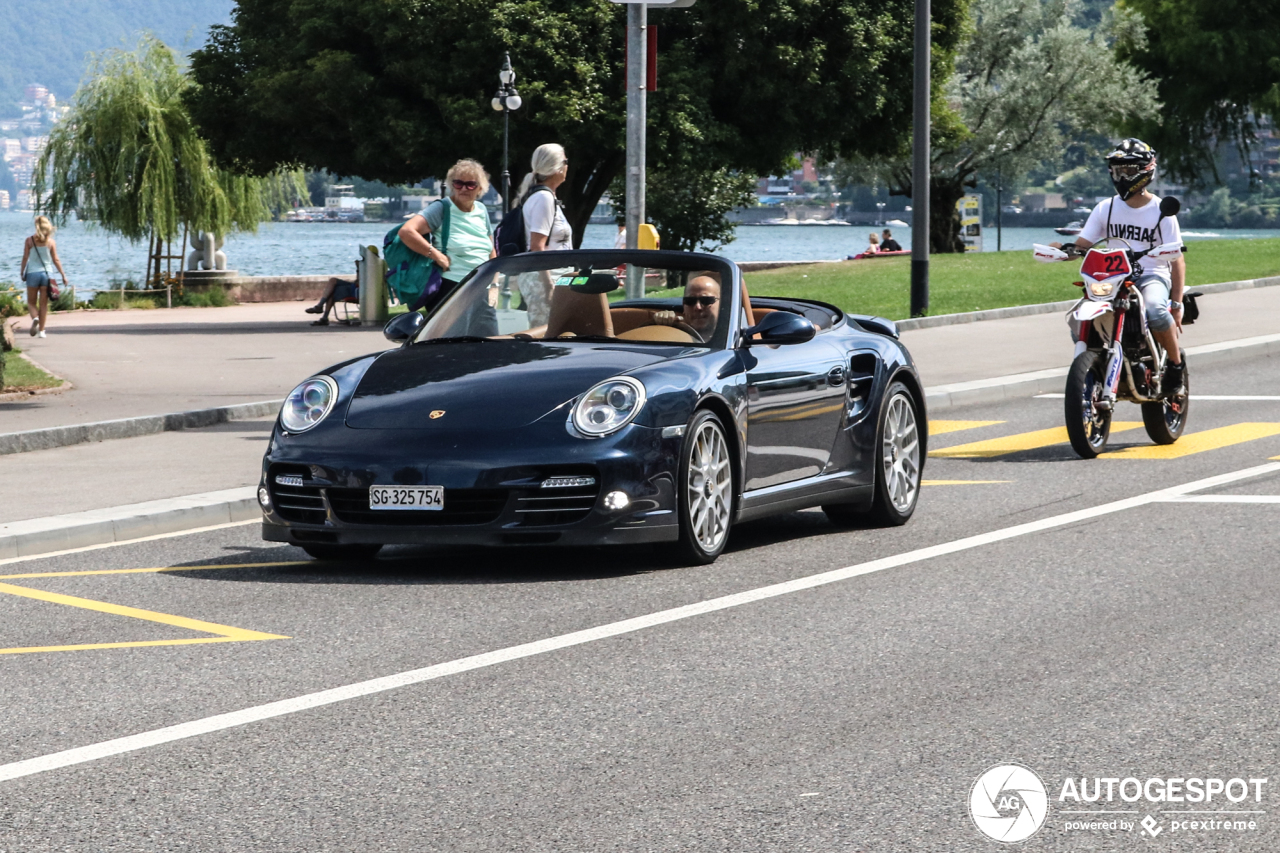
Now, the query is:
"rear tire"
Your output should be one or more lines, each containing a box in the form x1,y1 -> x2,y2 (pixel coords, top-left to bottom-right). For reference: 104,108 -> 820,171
1064,350 -> 1112,459
671,410 -> 734,565
825,382 -> 922,527
301,543 -> 383,562
1142,354 -> 1189,444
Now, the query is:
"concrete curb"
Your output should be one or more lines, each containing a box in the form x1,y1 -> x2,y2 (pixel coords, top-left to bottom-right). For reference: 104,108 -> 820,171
0,399 -> 284,456
0,488 -> 259,560
897,275 -> 1280,331
925,332 -> 1280,411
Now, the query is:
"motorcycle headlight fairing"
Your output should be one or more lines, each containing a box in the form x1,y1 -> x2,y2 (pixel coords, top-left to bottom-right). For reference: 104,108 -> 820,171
572,377 -> 647,437
280,376 -> 339,433
1088,280 -> 1115,298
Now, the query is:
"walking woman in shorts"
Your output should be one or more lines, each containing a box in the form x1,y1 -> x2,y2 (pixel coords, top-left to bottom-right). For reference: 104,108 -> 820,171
20,216 -> 69,338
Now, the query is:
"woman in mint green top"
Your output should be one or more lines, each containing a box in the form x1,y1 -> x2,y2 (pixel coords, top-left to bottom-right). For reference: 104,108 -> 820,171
20,215 -> 69,338
397,159 -> 497,287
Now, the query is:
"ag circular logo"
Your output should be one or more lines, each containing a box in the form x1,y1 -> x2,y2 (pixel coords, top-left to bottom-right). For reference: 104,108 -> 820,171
969,763 -> 1049,843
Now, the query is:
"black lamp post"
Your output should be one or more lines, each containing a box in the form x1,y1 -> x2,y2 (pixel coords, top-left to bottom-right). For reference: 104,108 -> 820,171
491,53 -> 522,212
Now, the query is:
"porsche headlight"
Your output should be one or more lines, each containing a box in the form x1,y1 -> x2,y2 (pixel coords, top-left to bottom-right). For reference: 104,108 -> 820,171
280,376 -> 338,433
1089,280 -> 1115,297
572,377 -> 647,437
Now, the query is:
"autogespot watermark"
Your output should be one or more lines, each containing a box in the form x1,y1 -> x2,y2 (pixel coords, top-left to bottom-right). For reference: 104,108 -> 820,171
968,764 -> 1269,843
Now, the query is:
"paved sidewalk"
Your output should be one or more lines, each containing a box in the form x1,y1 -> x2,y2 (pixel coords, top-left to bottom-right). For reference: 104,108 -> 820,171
3,303 -> 394,432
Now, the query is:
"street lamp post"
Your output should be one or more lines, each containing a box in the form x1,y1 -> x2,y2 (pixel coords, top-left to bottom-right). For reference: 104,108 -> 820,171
910,0 -> 930,317
491,53 -> 523,212
876,201 -> 886,225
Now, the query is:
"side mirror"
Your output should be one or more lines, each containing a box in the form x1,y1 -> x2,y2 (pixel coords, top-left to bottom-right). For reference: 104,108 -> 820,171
383,310 -> 425,342
742,310 -> 816,346
1159,196 -> 1181,217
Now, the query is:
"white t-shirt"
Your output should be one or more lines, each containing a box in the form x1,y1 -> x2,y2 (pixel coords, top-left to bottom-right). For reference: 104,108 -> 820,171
522,187 -> 573,252
1079,195 -> 1182,276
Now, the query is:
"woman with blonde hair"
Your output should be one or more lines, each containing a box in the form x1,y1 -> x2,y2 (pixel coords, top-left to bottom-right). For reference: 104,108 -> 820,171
20,215 -> 69,338
515,143 -> 572,326
385,158 -> 498,328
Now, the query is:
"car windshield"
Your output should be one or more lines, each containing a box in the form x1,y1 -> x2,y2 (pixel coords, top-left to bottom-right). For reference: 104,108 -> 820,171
413,250 -> 735,349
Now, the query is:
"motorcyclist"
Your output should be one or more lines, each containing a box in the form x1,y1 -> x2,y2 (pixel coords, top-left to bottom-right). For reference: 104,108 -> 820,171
1053,138 -> 1186,394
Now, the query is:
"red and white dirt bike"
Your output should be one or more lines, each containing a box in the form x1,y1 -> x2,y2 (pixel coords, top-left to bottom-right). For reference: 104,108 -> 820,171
1032,199 -> 1201,459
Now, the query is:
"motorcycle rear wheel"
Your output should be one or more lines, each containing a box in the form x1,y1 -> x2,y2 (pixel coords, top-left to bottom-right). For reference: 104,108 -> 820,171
1142,354 -> 1189,444
1065,350 -> 1112,459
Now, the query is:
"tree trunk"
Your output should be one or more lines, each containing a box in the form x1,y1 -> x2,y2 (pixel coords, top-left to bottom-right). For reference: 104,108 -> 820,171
929,177 -> 968,254
560,153 -> 625,249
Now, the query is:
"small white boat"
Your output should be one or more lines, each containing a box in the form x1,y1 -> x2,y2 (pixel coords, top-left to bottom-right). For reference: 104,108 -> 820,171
1054,220 -> 1083,236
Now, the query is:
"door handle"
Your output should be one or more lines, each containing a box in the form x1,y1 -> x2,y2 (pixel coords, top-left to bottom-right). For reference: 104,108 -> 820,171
826,366 -> 846,386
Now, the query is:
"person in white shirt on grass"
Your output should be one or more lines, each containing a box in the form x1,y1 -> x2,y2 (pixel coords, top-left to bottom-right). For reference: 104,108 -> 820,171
1053,138 -> 1187,394
515,143 -> 572,327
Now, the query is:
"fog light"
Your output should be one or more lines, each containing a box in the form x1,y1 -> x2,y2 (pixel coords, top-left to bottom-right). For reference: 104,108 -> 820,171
603,490 -> 630,511
258,487 -> 272,509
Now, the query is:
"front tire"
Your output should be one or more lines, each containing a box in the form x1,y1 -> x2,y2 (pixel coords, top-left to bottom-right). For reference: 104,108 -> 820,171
1142,354 -> 1189,444
673,410 -> 734,565
301,543 -> 383,562
1064,350 -> 1112,459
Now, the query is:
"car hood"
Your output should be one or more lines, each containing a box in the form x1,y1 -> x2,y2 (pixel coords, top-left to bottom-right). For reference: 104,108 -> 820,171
344,341 -> 679,430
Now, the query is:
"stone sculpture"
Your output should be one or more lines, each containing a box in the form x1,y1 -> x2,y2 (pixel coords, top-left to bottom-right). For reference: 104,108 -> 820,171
187,232 -> 227,271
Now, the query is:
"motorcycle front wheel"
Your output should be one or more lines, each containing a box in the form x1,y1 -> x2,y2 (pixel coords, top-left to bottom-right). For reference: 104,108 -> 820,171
1142,354 -> 1189,444
1064,350 -> 1112,459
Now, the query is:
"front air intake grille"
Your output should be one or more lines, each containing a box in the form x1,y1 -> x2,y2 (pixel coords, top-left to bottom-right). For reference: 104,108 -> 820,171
268,466 -> 326,524
513,485 -> 600,527
326,488 -> 508,526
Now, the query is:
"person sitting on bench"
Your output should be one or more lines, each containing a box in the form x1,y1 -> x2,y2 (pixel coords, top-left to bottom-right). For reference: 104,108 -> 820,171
305,268 -> 359,326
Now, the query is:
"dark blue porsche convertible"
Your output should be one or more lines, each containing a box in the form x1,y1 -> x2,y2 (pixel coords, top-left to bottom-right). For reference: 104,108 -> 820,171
259,250 -> 927,564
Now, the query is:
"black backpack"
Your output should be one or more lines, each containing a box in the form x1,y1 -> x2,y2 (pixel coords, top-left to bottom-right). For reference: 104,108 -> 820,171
494,184 -> 555,256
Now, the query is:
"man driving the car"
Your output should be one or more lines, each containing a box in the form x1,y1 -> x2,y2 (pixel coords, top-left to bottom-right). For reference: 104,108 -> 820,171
653,273 -> 721,342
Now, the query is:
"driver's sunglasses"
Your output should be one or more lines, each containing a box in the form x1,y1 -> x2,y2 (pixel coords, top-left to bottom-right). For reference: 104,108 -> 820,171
452,179 -> 480,191
682,296 -> 718,307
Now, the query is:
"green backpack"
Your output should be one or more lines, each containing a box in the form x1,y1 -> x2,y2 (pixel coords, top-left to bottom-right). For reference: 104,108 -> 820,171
383,199 -> 450,306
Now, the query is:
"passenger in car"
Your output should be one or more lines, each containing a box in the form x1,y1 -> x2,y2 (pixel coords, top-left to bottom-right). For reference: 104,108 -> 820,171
653,273 -> 721,342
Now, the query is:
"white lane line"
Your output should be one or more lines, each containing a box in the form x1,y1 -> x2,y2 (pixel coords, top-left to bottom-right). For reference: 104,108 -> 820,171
1035,394 -> 1280,400
2,461 -> 1277,785
1158,495 -> 1280,503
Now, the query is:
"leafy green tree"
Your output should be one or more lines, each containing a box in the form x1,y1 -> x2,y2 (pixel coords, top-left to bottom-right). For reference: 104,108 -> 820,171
186,0 -> 966,247
1117,0 -> 1280,183
852,0 -> 1160,251
35,37 -> 305,286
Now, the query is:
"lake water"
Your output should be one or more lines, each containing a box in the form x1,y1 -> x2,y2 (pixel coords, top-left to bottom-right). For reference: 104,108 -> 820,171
3,210 -> 1277,295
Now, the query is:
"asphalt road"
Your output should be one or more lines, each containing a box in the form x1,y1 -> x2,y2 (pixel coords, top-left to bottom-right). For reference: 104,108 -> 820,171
2,353 -> 1278,852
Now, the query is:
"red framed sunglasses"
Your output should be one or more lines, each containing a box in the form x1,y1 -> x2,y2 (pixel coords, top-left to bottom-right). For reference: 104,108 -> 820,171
452,179 -> 480,191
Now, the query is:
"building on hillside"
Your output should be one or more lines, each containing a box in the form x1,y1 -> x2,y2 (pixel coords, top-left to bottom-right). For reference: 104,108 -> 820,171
1,138 -> 20,161
22,136 -> 48,155
16,189 -> 32,211
24,85 -> 49,104
0,190 -> 9,210
9,154 -> 35,189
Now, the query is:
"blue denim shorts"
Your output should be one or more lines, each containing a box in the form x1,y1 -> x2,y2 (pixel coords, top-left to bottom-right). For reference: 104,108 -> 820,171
24,271 -> 50,289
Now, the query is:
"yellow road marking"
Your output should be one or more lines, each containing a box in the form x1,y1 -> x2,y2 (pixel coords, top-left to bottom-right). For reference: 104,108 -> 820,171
922,480 -> 1012,485
928,420 -> 1005,436
930,422 -> 1143,458
0,561 -> 309,581
0,581 -> 288,655
1103,423 -> 1280,460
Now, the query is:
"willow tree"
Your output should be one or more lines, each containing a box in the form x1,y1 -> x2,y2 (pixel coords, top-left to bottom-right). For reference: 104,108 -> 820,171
34,37 -> 305,287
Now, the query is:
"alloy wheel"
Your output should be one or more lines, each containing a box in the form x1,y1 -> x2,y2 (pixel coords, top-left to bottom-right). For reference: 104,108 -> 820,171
687,420 -> 732,552
881,393 -> 921,513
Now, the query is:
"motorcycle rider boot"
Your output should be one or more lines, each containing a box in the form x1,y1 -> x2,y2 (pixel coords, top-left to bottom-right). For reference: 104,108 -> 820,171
1161,360 -> 1184,396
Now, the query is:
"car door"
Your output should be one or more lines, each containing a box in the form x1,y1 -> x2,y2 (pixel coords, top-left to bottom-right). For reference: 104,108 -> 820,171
742,336 -> 847,491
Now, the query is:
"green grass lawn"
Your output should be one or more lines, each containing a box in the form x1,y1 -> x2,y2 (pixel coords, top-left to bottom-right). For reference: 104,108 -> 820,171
744,237 -> 1280,321
2,347 -> 64,392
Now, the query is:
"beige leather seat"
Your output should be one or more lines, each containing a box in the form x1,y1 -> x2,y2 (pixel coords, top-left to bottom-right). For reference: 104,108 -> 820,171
544,288 -> 615,338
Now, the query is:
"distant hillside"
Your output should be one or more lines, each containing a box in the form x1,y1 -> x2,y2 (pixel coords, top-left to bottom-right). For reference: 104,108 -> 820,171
0,0 -> 234,111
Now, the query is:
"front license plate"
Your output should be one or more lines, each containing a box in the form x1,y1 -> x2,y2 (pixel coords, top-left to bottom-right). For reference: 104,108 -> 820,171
369,485 -> 444,510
